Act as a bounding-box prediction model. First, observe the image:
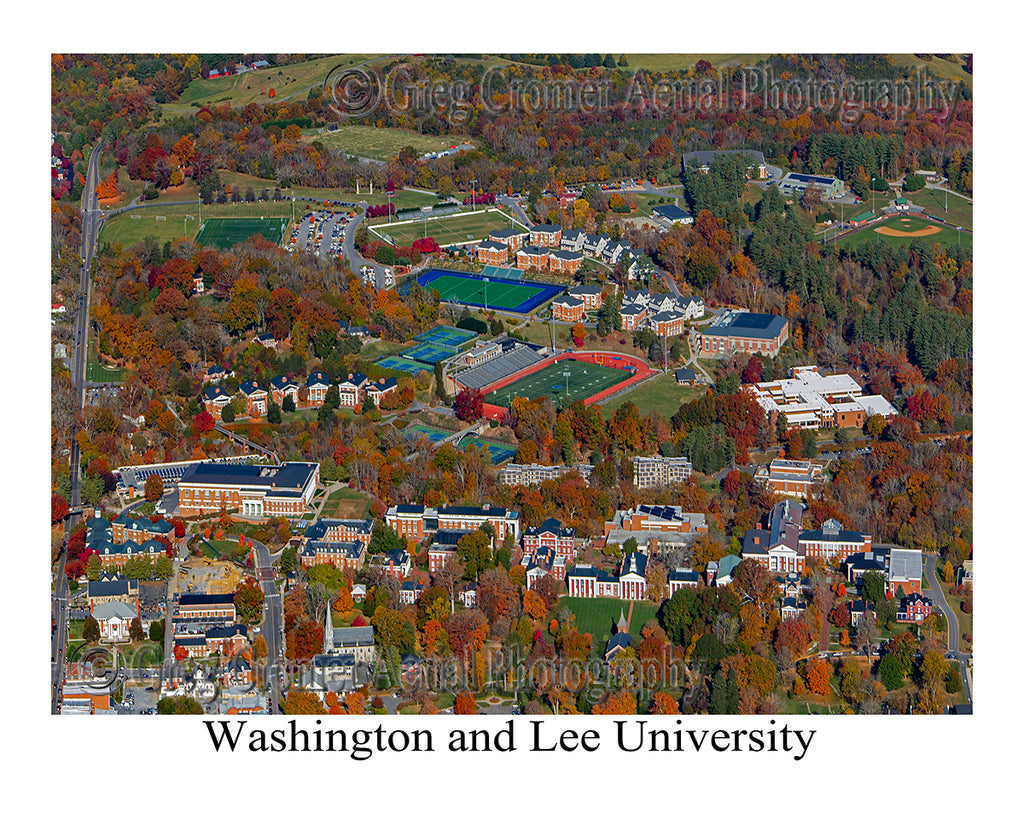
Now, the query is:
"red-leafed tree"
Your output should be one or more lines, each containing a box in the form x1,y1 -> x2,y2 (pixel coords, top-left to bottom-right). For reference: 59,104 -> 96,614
52,493 -> 70,524
453,387 -> 484,421
454,690 -> 477,714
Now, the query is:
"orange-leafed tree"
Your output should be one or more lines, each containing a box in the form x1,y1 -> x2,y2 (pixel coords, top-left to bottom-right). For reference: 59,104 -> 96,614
592,690 -> 637,715
650,691 -> 681,715
805,656 -> 832,696
95,169 -> 119,200
522,589 -> 547,620
454,690 -> 477,714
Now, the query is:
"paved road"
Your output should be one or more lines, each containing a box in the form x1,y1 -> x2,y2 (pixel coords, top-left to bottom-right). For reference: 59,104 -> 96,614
53,140 -> 103,714
923,553 -> 972,703
251,537 -> 284,714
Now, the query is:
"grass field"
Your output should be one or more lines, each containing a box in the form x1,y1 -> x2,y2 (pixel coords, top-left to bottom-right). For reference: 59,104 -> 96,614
599,372 -> 706,418
906,188 -> 973,229
195,216 -> 288,249
838,214 -> 971,251
160,54 -> 381,116
101,201 -> 293,247
560,597 -> 659,654
307,125 -> 471,162
320,486 -> 372,519
487,358 -> 631,407
370,209 -> 524,247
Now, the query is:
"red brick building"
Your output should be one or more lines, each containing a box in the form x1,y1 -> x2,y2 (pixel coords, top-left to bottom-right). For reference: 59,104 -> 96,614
552,294 -> 585,322
548,249 -> 583,275
475,240 -> 510,266
529,223 -> 562,247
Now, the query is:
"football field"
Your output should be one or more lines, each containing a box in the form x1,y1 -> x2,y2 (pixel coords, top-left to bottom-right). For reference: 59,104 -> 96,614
195,217 -> 288,250
486,359 -> 631,407
414,269 -> 562,313
370,209 -> 526,248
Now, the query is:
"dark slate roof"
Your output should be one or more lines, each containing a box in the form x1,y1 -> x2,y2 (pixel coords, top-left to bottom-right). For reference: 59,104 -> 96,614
476,240 -> 508,252
525,517 -> 570,537
605,632 -> 633,653
204,385 -> 229,401
88,579 -> 130,598
206,624 -> 248,639
438,505 -> 507,517
668,569 -> 700,583
177,593 -> 236,607
550,250 -> 582,261
301,540 -> 365,559
682,149 -> 766,168
431,529 -> 472,547
305,518 -> 373,541
179,461 -> 317,491
530,223 -> 561,233
240,380 -> 265,395
306,371 -> 330,387
702,312 -> 788,340
490,227 -> 520,239
554,294 -> 584,307
653,204 -> 692,221
394,504 -> 426,514
568,285 -> 603,296
269,375 -> 295,390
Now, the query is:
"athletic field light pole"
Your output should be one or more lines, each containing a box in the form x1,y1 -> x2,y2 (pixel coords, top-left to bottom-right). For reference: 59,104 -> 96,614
470,179 -> 477,213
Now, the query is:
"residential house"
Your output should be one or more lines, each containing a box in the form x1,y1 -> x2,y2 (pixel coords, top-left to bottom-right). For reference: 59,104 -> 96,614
365,377 -> 398,406
305,371 -> 331,407
239,380 -> 268,417
203,385 -> 232,420
269,375 -> 298,407
897,593 -> 933,623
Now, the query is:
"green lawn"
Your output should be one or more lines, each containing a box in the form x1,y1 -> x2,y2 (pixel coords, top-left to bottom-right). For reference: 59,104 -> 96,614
560,597 -> 659,655
101,201 -> 294,247
319,486 -> 372,519
905,187 -> 973,229
160,54 -> 382,116
195,216 -> 289,249
837,215 -> 971,251
86,341 -> 126,383
370,208 -> 523,248
308,125 -> 472,162
599,372 -> 705,418
360,339 -> 412,360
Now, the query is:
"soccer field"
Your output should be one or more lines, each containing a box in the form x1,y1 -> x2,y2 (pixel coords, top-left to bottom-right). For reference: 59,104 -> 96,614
195,217 -> 288,250
414,269 -> 562,313
370,209 -> 526,247
487,359 -> 631,407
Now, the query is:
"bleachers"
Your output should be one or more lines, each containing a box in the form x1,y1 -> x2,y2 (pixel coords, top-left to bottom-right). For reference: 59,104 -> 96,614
115,456 -> 260,491
456,345 -> 546,392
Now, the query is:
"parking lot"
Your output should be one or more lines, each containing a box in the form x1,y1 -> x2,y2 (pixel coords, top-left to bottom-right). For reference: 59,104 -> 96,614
288,209 -> 353,259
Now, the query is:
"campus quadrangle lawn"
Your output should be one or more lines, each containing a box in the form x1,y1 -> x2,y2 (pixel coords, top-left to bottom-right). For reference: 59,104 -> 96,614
560,597 -> 659,655
486,359 -> 630,407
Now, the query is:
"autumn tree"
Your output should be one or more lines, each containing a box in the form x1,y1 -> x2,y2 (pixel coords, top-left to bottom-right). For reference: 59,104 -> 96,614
144,473 -> 164,502
454,690 -> 477,714
83,616 -> 100,642
804,656 -> 833,696
649,691 -> 681,715
233,577 -> 265,624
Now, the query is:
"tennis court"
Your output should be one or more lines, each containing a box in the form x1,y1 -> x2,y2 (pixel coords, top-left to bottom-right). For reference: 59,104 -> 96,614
459,438 -> 516,464
413,326 -> 478,347
414,268 -> 562,314
376,356 -> 434,375
487,359 -> 631,407
405,425 -> 452,443
405,342 -> 457,364
194,217 -> 288,249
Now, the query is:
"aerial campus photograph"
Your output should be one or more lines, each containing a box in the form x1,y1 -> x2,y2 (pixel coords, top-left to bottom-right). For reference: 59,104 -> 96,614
46,46 -> 982,738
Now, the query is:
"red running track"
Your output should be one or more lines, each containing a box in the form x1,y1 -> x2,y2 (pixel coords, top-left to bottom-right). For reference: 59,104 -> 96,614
477,350 -> 657,420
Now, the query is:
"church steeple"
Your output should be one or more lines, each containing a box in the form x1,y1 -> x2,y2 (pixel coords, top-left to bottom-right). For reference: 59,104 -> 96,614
617,608 -> 628,633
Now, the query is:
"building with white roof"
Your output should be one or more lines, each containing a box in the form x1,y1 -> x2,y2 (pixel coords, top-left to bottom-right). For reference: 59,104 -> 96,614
743,366 -> 897,430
